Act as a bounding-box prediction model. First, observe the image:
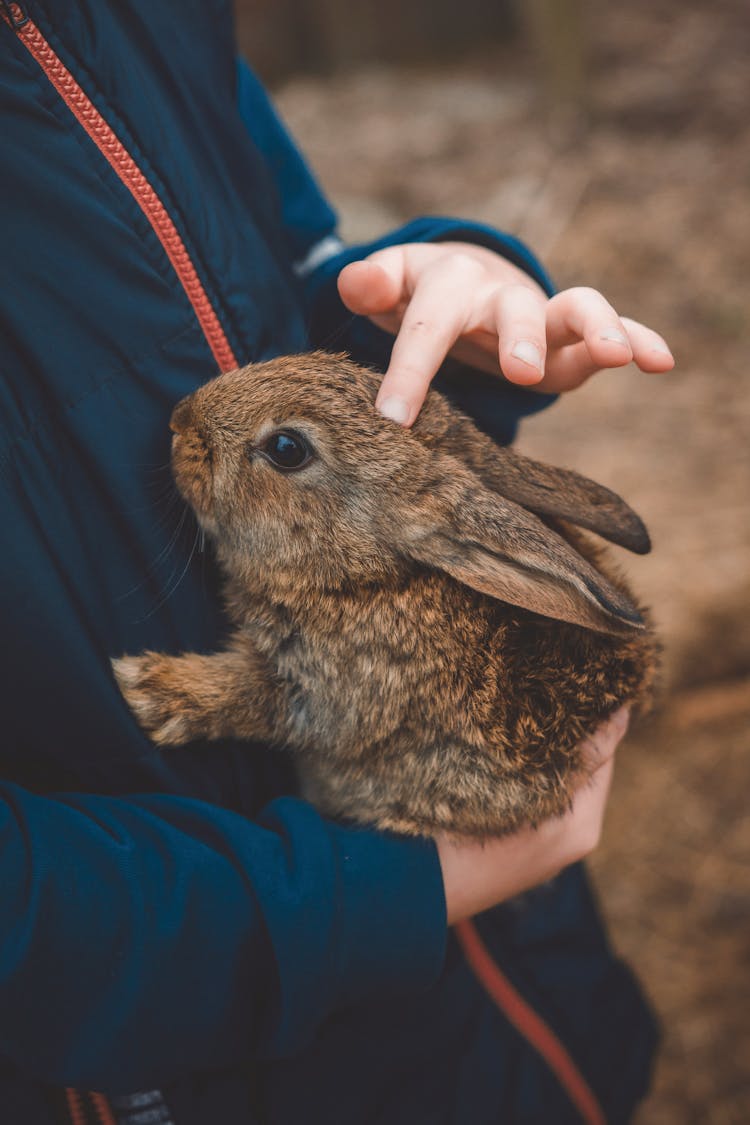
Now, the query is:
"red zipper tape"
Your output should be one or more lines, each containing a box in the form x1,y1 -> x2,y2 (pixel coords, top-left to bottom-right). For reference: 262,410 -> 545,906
6,7 -> 239,1122
6,6 -> 238,373
455,919 -> 607,1125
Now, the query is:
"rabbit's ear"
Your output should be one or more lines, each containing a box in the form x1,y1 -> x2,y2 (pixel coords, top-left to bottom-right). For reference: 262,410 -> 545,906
478,446 -> 651,555
403,465 -> 645,635
425,417 -> 650,554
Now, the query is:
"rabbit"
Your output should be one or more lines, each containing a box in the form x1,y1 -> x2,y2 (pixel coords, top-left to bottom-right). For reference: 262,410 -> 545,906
113,351 -> 658,838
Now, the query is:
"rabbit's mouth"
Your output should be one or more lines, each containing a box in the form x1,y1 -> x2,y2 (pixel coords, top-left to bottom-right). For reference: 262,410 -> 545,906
171,430 -> 219,535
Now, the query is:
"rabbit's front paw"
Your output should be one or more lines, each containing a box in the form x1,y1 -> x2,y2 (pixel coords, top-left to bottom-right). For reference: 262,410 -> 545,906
112,653 -> 204,746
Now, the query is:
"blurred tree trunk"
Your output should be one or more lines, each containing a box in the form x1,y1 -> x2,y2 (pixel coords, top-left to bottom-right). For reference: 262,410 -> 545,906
236,0 -> 517,82
523,0 -> 589,119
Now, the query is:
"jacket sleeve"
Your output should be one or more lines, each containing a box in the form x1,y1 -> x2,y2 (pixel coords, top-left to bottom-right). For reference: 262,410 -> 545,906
0,783 -> 445,1093
236,59 -> 557,444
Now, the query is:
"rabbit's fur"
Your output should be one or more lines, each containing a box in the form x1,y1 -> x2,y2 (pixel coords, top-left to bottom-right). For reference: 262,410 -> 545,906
114,352 -> 657,837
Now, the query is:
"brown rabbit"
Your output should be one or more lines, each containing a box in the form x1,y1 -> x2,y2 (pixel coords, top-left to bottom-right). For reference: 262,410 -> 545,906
113,352 -> 658,837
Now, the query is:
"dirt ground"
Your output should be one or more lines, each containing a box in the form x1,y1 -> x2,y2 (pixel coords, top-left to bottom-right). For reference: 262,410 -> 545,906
268,1 -> 750,1119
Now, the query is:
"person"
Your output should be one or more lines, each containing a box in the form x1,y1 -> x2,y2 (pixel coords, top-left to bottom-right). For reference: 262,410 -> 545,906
0,3 -> 673,1123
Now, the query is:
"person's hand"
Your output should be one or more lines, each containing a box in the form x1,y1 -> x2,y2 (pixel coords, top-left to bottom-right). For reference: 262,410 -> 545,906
435,706 -> 629,925
337,242 -> 674,426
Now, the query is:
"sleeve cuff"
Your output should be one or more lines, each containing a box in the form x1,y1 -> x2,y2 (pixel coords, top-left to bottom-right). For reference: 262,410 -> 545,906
257,798 -> 447,1056
302,216 -> 555,301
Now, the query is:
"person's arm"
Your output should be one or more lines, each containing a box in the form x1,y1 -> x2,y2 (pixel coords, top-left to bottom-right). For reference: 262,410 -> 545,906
0,706 -> 630,1093
0,784 -> 444,1092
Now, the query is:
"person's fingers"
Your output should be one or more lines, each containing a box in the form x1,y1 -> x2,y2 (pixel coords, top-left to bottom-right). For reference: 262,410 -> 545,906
540,330 -> 674,393
578,705 -> 631,772
540,341 -> 607,392
337,257 -> 404,318
546,287 -> 634,370
494,283 -> 549,386
375,254 -> 484,425
340,257 -> 676,415
620,316 -> 675,371
564,753 -> 616,859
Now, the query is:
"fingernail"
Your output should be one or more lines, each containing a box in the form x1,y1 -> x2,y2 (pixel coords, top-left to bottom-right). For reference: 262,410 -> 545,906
378,396 -> 411,425
600,329 -> 630,348
651,342 -> 673,357
611,707 -> 630,736
511,340 -> 542,371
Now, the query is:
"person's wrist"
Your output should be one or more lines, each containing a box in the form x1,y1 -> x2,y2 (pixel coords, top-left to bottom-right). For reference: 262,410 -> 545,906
436,822 -> 565,925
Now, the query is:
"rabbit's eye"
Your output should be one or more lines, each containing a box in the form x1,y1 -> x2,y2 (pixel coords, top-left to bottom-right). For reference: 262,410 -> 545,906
261,430 -> 312,472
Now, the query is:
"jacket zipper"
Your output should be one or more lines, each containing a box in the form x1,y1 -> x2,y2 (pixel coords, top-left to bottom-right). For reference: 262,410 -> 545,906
64,1089 -> 118,1125
2,3 -> 238,373
1,0 -> 27,28
4,5 -> 234,1123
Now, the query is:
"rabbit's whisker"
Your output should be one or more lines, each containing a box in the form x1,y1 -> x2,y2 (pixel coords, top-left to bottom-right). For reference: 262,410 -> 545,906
135,522 -> 202,622
117,505 -> 189,603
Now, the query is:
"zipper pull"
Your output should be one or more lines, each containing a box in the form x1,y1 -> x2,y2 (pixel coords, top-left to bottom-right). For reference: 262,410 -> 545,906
1,1 -> 29,29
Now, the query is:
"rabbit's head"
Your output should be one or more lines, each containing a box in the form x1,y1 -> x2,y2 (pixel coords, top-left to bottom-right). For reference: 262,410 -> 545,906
170,352 -> 647,634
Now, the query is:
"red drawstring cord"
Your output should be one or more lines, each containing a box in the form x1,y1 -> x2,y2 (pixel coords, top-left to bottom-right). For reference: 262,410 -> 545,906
63,1090 -> 88,1125
90,1091 -> 119,1125
455,919 -> 607,1125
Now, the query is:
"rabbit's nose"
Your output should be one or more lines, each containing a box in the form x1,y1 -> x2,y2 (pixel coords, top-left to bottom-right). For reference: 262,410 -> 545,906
170,397 -> 194,435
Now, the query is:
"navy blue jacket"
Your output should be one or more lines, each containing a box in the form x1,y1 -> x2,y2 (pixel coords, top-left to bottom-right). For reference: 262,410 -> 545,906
0,3 -> 657,1122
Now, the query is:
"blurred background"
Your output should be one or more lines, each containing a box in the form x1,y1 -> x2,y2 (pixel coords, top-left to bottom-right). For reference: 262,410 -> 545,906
236,1 -> 749,1119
